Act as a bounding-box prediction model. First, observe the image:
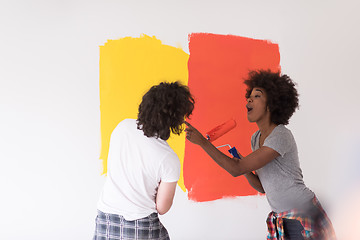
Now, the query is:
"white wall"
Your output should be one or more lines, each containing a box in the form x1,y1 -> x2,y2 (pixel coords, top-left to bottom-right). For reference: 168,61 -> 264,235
1,0 -> 359,239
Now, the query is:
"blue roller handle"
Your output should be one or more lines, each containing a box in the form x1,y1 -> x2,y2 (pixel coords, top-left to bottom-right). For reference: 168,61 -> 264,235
228,146 -> 241,159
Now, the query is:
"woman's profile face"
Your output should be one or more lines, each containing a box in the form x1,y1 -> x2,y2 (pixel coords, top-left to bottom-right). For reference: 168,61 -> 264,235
246,87 -> 269,123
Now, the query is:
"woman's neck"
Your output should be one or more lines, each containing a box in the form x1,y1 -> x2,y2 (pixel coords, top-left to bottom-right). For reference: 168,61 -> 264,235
257,119 -> 277,138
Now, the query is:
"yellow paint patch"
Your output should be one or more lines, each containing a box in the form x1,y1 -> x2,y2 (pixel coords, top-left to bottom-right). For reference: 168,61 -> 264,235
99,34 -> 189,191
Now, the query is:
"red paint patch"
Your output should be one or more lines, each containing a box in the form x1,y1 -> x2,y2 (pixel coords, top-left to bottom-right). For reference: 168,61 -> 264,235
184,33 -> 280,202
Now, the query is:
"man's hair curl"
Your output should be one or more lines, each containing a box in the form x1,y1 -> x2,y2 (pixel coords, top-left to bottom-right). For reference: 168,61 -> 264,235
137,81 -> 195,140
244,70 -> 299,125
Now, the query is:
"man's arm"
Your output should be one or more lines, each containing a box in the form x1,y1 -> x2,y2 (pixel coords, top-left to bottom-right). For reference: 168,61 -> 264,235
156,181 -> 177,215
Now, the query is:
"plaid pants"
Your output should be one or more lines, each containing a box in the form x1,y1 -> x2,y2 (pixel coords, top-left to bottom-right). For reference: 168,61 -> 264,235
93,210 -> 170,240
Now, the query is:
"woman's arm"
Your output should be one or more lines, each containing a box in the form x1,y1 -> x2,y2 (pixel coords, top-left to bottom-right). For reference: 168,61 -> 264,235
244,172 -> 265,193
231,150 -> 265,193
155,181 -> 177,215
185,122 -> 279,177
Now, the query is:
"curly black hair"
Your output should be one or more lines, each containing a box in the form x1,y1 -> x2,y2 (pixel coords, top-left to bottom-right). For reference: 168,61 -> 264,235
137,81 -> 195,140
244,70 -> 299,125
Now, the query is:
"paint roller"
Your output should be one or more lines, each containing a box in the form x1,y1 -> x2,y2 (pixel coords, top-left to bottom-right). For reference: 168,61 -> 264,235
206,119 -> 241,159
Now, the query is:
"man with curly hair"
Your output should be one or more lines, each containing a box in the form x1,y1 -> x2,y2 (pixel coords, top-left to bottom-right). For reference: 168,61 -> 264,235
94,82 -> 194,240
185,70 -> 335,240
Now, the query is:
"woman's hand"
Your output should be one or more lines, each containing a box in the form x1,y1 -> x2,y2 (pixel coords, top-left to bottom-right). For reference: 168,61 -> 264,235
184,121 -> 207,146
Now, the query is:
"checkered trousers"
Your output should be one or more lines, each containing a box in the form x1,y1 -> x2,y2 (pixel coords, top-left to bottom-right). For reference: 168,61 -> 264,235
93,210 -> 170,240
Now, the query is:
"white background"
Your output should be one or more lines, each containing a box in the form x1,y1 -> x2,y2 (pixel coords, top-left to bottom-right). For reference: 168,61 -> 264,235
1,0 -> 360,239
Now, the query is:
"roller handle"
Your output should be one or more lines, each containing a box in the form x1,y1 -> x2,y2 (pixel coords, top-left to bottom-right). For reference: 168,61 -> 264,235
228,147 -> 241,159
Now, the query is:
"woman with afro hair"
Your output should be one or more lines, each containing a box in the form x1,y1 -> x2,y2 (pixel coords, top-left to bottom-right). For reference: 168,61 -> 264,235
94,81 -> 194,240
185,70 -> 335,240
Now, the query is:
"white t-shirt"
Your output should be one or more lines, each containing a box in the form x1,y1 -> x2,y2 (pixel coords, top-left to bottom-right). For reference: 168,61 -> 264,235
97,119 -> 180,220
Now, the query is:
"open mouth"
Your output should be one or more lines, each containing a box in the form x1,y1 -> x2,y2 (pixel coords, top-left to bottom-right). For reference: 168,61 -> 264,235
246,106 -> 253,113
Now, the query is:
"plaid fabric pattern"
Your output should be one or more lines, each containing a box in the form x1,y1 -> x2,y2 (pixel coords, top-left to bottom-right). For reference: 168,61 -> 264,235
93,210 -> 170,240
266,196 -> 336,240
